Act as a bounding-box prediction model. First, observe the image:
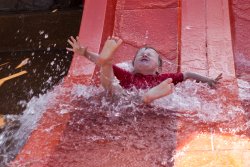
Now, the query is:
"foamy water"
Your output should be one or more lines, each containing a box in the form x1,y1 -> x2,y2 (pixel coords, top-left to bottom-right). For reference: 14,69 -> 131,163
1,78 -> 249,166
0,84 -> 61,166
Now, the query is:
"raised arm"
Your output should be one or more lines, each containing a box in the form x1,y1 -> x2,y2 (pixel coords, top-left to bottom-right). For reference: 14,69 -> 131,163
66,36 -> 100,64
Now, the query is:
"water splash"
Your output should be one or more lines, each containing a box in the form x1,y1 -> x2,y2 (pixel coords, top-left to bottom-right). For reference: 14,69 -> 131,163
1,78 -> 249,166
44,34 -> 49,39
0,84 -> 64,166
39,30 -> 44,35
238,79 -> 250,100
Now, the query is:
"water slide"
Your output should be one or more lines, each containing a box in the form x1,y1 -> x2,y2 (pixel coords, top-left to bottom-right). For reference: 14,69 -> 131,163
10,0 -> 250,166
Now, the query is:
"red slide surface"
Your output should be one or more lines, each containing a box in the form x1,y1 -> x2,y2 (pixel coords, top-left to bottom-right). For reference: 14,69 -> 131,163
11,0 -> 250,166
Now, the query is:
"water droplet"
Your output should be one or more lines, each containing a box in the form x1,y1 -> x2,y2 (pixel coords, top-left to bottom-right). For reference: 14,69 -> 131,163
39,30 -> 44,35
29,89 -> 34,96
44,34 -> 49,39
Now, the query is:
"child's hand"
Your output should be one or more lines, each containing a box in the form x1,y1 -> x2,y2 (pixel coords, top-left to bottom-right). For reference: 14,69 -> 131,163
66,36 -> 87,56
208,73 -> 223,88
104,36 -> 123,49
98,36 -> 123,65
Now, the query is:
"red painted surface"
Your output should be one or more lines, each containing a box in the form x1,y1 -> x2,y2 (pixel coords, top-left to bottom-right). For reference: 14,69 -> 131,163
230,1 -> 250,147
12,0 -> 180,166
11,0 -> 250,166
180,0 -> 207,76
12,76 -> 92,167
113,5 -> 179,72
68,0 -> 112,77
13,0 -> 116,163
176,0 -> 249,166
231,0 -> 250,81
206,0 -> 235,78
92,0 -> 180,84
181,0 -> 235,79
11,0 -> 110,166
116,0 -> 178,10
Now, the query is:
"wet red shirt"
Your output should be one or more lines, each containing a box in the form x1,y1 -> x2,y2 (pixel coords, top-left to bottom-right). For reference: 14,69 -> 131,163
113,65 -> 184,89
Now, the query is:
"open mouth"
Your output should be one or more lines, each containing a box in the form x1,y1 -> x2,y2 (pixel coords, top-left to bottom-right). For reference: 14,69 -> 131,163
141,58 -> 149,62
140,56 -> 150,62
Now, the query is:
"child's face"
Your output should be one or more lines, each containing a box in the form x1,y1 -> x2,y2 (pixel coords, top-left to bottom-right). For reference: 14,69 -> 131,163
133,48 -> 160,75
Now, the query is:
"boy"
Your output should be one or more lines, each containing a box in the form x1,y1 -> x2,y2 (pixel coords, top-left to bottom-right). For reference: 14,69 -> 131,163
67,36 -> 222,104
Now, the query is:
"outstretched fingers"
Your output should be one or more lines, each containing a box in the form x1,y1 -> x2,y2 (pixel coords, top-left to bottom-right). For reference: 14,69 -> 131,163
70,36 -> 77,43
214,73 -> 223,82
209,73 -> 222,89
112,36 -> 119,40
66,47 -> 73,51
76,36 -> 81,45
112,36 -> 123,45
108,36 -> 123,43
67,39 -> 74,47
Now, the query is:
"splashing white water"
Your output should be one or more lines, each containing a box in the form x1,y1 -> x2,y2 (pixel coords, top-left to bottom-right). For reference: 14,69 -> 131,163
44,34 -> 49,39
0,83 -> 65,166
154,80 -> 245,122
238,79 -> 250,100
1,78 -> 249,166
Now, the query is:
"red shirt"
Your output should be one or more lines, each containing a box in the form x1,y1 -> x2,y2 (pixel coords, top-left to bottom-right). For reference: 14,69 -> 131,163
113,65 -> 184,89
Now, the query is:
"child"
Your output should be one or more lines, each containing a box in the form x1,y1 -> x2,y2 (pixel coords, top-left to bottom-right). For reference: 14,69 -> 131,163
67,36 -> 222,104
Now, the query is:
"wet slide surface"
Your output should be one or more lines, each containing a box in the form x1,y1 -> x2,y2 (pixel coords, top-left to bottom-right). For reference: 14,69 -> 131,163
11,0 -> 250,167
231,0 -> 250,113
231,0 -> 250,80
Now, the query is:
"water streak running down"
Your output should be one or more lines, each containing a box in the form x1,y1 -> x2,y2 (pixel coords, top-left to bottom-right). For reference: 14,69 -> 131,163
1,77 -> 249,166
